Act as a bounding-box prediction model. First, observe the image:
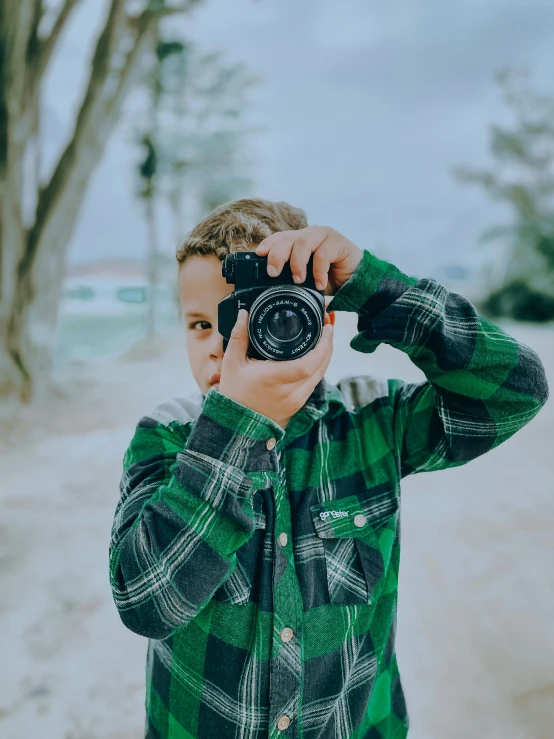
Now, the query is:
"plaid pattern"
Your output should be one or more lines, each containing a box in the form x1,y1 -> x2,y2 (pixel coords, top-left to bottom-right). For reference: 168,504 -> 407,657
109,248 -> 549,738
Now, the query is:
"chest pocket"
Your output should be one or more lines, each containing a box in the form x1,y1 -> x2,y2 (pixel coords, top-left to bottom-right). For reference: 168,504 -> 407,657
216,496 -> 267,605
309,490 -> 398,606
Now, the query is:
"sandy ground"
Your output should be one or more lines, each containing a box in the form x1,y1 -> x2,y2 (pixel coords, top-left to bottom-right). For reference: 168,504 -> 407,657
0,312 -> 552,739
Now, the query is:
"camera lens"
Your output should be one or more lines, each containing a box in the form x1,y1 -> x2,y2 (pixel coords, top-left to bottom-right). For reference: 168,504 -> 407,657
248,286 -> 324,360
267,308 -> 303,343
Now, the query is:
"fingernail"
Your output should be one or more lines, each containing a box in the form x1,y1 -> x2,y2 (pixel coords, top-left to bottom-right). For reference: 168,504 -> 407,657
267,265 -> 277,277
316,281 -> 324,291
293,274 -> 302,284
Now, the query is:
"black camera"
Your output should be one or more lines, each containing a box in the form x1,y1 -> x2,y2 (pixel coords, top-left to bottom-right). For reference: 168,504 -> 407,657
218,252 -> 325,360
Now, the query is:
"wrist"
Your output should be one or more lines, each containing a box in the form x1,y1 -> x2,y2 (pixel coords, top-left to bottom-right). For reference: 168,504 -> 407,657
344,247 -> 364,281
209,387 -> 285,440
327,248 -> 408,314
330,246 -> 364,293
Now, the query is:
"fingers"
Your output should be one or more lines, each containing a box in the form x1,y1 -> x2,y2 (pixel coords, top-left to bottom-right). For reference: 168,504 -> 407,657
309,323 -> 335,377
264,323 -> 334,385
256,231 -> 298,279
223,309 -> 249,365
256,226 -> 329,286
296,323 -> 335,384
312,245 -> 331,291
323,301 -> 335,326
288,229 -> 323,284
323,297 -> 331,326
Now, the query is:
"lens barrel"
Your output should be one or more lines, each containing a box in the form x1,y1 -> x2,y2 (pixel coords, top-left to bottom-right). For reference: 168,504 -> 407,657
248,286 -> 323,360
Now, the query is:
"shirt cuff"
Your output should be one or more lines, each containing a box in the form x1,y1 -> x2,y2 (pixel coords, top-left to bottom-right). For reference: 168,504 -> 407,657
327,248 -> 419,316
188,387 -> 286,489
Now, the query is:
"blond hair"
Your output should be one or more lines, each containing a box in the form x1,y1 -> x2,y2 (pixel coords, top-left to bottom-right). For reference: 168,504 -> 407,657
175,197 -> 308,269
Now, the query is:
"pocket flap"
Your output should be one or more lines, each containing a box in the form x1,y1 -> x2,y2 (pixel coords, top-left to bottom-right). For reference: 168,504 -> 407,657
310,491 -> 398,539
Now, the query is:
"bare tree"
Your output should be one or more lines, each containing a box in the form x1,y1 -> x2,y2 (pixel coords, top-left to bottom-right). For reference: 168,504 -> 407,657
132,36 -> 260,333
0,0 -> 201,403
136,35 -> 185,338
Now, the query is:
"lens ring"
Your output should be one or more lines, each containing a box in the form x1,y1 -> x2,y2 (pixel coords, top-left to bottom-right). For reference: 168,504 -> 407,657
248,286 -> 323,360
266,306 -> 304,343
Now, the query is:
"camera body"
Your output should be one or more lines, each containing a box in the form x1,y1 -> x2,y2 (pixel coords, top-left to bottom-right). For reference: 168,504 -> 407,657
218,251 -> 325,360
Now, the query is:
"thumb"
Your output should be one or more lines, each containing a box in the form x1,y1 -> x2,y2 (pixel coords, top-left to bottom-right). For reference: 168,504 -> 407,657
225,309 -> 249,363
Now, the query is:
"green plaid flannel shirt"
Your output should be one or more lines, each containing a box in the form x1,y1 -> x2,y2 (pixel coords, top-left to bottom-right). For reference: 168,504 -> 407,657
109,248 -> 549,739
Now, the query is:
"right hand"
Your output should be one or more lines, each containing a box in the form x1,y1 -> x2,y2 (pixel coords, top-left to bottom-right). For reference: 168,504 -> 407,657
218,307 -> 335,428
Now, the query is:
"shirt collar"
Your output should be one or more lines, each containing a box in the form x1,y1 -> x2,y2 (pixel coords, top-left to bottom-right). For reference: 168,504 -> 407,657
276,376 -> 346,446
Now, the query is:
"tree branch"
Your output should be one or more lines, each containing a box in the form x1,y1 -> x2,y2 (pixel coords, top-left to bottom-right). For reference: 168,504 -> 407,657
36,0 -> 82,80
105,20 -> 155,117
107,0 -> 204,114
126,0 -> 203,29
22,0 -> 126,275
21,0 -> 201,282
1,1 -> 39,107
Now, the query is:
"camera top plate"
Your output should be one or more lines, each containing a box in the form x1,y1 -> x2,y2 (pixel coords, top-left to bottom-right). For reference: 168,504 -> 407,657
222,252 -> 320,292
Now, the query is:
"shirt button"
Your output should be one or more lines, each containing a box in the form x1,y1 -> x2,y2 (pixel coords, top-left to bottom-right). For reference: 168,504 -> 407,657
277,715 -> 290,730
281,627 -> 293,642
266,437 -> 276,450
354,514 -> 366,527
278,532 -> 288,546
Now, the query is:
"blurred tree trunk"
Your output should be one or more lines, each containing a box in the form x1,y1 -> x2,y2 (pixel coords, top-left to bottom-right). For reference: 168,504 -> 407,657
145,185 -> 159,337
0,0 -> 199,403
145,27 -> 161,339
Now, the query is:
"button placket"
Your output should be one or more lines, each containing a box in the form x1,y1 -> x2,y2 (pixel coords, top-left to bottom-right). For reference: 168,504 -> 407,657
269,450 -> 301,737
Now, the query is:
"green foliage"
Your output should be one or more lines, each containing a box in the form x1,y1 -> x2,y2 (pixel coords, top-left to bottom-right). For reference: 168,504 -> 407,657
138,135 -> 157,196
452,69 -> 554,320
156,40 -> 186,61
481,279 -> 554,322
132,30 -> 262,227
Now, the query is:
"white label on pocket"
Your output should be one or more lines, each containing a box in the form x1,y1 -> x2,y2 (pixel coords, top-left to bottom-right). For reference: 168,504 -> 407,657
319,510 -> 349,520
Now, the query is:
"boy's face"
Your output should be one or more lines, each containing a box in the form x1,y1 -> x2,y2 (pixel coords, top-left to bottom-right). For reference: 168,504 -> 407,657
179,251 -> 335,397
179,254 -> 234,396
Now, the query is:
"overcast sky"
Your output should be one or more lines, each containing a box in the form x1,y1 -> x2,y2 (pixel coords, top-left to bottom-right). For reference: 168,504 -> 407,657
43,0 -> 554,277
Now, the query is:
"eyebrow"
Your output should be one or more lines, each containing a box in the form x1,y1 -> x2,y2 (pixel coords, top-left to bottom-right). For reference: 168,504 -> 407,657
183,311 -> 208,319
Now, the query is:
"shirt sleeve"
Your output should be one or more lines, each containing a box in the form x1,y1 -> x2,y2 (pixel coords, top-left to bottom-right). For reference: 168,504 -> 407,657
109,388 -> 284,639
327,248 -> 550,477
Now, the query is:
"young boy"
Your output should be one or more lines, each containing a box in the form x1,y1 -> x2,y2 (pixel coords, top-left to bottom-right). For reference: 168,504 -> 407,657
109,198 -> 549,739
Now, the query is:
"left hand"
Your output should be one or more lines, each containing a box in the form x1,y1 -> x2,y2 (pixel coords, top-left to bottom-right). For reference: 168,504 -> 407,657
255,225 -> 363,296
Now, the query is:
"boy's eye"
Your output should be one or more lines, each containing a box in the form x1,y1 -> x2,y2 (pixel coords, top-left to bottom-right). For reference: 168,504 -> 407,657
190,321 -> 211,331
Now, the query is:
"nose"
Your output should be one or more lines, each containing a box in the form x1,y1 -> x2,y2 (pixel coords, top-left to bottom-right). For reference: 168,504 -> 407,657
208,327 -> 224,360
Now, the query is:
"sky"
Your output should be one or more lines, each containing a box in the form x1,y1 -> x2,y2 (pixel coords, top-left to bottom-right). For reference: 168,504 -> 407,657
42,0 -> 554,278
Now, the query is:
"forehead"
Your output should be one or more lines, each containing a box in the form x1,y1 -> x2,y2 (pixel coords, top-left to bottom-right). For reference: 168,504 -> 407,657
179,254 -> 232,314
